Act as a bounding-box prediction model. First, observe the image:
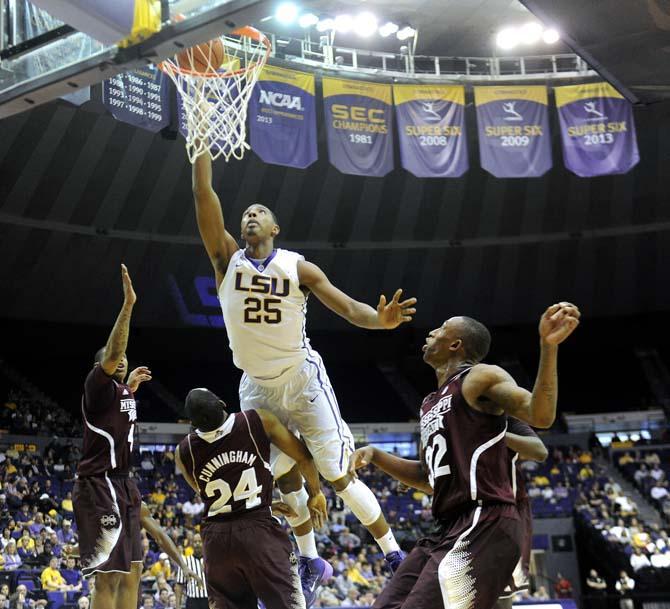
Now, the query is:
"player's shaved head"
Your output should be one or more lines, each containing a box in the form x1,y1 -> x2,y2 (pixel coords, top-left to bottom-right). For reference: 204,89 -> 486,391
185,388 -> 227,431
453,316 -> 491,362
244,204 -> 279,226
94,347 -> 106,364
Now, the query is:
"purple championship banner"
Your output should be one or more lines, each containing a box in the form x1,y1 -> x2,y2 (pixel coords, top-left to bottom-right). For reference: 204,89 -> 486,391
474,86 -> 552,178
393,84 -> 468,178
554,82 -> 640,177
323,77 -> 393,177
248,65 -> 317,169
103,66 -> 170,132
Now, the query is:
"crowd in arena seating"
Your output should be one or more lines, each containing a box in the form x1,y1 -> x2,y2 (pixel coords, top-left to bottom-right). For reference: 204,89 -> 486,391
618,449 -> 670,523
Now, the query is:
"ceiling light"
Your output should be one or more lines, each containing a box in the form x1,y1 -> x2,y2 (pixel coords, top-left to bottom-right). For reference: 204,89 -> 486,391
298,12 -> 319,28
378,21 -> 399,37
353,12 -> 378,37
275,2 -> 298,25
316,17 -> 335,32
519,22 -> 542,45
542,28 -> 560,44
396,25 -> 416,41
334,14 -> 353,33
496,27 -> 518,50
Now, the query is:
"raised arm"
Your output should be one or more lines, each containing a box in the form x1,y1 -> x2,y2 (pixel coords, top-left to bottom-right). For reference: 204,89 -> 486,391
100,264 -> 136,376
192,152 -> 240,288
349,446 -> 433,495
463,302 -> 580,429
297,260 -> 416,330
255,409 -> 327,528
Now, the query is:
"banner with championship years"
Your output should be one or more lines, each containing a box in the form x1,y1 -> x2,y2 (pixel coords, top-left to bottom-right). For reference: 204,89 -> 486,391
393,84 -> 468,178
554,82 -> 639,177
248,65 -> 317,169
323,78 -> 393,177
474,86 -> 552,178
103,65 -> 170,132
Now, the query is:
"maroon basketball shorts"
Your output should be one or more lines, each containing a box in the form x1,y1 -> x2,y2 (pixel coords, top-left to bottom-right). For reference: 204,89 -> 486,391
374,503 -> 522,609
73,475 -> 142,579
500,498 -> 532,598
201,510 -> 305,609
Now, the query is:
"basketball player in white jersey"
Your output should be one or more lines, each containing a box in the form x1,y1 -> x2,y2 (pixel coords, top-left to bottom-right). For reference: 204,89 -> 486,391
192,151 -> 416,605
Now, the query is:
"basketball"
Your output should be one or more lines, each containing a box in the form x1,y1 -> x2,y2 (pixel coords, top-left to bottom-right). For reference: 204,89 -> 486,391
176,38 -> 226,73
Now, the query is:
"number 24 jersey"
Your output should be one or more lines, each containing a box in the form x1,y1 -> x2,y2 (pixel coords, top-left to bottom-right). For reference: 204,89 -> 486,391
420,367 -> 515,520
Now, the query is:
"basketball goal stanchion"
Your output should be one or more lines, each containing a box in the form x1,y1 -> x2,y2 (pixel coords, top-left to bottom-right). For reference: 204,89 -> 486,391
158,26 -> 271,163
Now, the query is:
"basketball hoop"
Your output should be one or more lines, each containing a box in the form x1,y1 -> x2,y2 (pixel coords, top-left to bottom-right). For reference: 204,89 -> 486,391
158,26 -> 271,163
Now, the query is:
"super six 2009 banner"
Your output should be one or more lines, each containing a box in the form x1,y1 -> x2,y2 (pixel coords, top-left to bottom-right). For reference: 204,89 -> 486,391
475,85 -> 552,178
323,77 -> 394,177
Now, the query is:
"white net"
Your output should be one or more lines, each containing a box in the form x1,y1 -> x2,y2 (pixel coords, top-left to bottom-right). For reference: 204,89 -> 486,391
158,28 -> 270,163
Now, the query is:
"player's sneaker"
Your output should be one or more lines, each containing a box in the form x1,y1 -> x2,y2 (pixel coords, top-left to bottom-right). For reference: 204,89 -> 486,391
385,550 -> 406,573
299,556 -> 333,607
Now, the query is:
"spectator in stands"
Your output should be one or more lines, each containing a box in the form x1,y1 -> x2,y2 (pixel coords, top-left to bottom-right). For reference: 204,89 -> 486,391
41,555 -> 73,592
644,452 -> 660,466
338,528 -> 361,553
3,540 -> 22,570
614,571 -> 635,609
61,556 -> 83,591
181,495 -> 204,521
141,454 -> 155,472
586,569 -> 607,609
634,464 -> 649,485
650,547 -> 670,568
651,481 -> 669,502
618,452 -> 634,467
142,595 -> 155,609
149,552 -> 172,580
154,588 -> 170,609
60,492 -> 73,517
150,486 -> 166,506
650,463 -> 665,482
77,597 -> 90,609
630,547 -> 651,571
554,572 -> 573,598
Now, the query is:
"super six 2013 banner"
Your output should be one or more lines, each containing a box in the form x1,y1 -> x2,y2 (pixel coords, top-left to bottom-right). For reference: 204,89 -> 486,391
554,82 -> 640,177
474,85 -> 552,178
393,84 -> 468,178
323,77 -> 394,177
249,65 -> 318,169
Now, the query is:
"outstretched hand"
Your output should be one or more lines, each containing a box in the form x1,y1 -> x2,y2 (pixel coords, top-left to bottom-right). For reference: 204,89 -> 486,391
307,492 -> 327,530
271,500 -> 297,519
127,366 -> 152,393
121,264 -> 136,306
348,446 -> 375,478
376,289 -> 417,329
539,302 -> 580,346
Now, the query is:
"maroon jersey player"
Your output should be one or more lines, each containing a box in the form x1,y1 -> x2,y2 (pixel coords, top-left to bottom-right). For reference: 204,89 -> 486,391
175,388 -> 328,609
73,265 -> 152,609
350,302 -> 579,609
496,418 -> 548,608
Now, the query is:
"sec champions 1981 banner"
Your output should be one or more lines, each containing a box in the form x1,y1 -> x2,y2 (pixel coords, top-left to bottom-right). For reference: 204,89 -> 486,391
554,82 -> 639,177
393,84 -> 468,178
474,86 -> 552,178
249,65 -> 317,169
323,77 -> 393,177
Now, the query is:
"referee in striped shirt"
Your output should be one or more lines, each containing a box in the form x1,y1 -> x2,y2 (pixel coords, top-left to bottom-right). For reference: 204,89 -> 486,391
175,534 -> 208,609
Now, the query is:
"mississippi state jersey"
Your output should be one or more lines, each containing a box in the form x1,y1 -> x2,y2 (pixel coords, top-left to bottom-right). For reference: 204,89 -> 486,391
507,417 -> 539,502
219,249 -> 310,385
77,366 -> 137,477
178,411 -> 273,521
420,367 -> 515,520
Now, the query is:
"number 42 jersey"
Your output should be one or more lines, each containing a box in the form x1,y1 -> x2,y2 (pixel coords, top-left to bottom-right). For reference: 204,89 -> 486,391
219,248 -> 310,386
420,367 -> 516,521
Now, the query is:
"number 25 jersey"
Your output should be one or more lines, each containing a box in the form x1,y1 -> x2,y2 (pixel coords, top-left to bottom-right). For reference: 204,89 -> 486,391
420,367 -> 515,520
219,248 -> 310,386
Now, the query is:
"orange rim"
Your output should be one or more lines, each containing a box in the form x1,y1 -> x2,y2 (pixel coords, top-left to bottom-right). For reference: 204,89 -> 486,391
157,26 -> 271,79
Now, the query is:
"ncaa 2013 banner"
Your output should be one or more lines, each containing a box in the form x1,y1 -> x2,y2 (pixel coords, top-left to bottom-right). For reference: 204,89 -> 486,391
554,82 -> 639,177
323,78 -> 393,177
103,65 -> 170,132
393,84 -> 468,178
474,86 -> 552,178
248,65 -> 317,169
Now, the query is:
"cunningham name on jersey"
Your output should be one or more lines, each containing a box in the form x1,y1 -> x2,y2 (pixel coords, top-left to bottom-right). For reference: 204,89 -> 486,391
219,249 -> 310,385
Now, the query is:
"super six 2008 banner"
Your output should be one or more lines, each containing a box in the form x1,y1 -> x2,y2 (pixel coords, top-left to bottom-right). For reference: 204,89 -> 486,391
323,77 -> 394,177
249,65 -> 318,169
555,82 -> 639,177
475,85 -> 552,178
393,84 -> 468,178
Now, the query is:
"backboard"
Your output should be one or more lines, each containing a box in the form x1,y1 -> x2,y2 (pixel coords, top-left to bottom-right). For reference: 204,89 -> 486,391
0,0 -> 277,118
